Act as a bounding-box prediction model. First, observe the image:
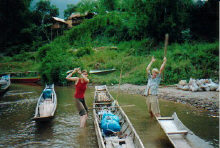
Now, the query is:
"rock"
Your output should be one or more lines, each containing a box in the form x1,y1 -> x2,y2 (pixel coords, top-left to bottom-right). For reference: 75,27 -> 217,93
176,84 -> 183,89
197,87 -> 203,91
179,80 -> 187,86
200,83 -> 208,89
191,85 -> 199,92
189,78 -> 194,85
182,85 -> 190,91
208,83 -> 218,91
196,79 -> 205,86
189,79 -> 199,92
204,86 -> 211,91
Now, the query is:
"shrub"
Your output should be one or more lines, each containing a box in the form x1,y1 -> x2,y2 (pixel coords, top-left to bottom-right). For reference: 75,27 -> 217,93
75,46 -> 93,57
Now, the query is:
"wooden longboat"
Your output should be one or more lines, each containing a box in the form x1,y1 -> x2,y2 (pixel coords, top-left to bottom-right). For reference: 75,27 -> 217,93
1,71 -> 40,83
10,77 -> 40,83
156,112 -> 214,148
93,85 -> 145,148
33,84 -> 57,121
0,74 -> 11,95
89,69 -> 116,74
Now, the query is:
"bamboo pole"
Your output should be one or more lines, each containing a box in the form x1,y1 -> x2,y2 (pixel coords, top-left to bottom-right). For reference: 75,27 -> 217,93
164,34 -> 169,56
163,33 -> 169,80
92,102 -> 112,105
88,104 -> 135,110
116,56 -> 124,101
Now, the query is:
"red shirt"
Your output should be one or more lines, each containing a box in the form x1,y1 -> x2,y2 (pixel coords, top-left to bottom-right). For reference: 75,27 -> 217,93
74,78 -> 88,99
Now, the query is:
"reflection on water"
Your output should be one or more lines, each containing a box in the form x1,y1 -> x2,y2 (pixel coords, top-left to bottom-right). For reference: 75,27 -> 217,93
35,121 -> 54,140
0,84 -> 98,148
0,84 -> 218,148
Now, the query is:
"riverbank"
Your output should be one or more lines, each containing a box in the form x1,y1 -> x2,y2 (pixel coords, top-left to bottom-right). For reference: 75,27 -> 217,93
104,84 -> 219,115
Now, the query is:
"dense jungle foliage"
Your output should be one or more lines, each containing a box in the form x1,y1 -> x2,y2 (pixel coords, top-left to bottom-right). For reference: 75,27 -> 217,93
0,0 -> 219,85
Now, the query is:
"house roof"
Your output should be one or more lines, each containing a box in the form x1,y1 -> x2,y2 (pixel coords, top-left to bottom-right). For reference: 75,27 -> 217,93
52,17 -> 67,24
68,12 -> 95,20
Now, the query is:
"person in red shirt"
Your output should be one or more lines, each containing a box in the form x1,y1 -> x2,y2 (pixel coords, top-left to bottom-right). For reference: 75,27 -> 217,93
66,68 -> 89,128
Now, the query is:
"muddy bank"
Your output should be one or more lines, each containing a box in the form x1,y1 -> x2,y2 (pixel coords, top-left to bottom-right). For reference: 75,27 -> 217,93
105,84 -> 219,114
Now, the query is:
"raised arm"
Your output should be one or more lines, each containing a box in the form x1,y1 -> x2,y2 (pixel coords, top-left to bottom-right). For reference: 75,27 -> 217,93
159,57 -> 167,74
146,56 -> 156,74
66,68 -> 79,82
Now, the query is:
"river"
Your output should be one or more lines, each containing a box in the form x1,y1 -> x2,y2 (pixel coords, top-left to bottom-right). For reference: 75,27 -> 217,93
0,84 -> 218,148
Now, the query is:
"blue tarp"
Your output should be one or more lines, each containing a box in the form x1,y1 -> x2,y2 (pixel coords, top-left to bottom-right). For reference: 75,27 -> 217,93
43,89 -> 52,99
101,111 -> 121,135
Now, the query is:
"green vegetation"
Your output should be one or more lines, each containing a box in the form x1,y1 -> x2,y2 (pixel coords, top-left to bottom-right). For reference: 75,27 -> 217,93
37,36 -> 218,85
0,0 -> 218,85
0,52 -> 40,73
0,0 -> 59,55
80,41 -> 219,85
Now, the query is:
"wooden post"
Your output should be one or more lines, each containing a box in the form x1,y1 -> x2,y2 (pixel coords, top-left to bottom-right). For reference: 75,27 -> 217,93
163,33 -> 169,80
117,64 -> 123,100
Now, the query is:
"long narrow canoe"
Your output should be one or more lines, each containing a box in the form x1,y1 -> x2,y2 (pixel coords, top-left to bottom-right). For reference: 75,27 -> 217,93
89,69 -> 116,74
0,74 -> 11,95
1,71 -> 41,83
156,112 -> 214,148
93,85 -> 145,148
10,77 -> 40,83
33,84 -> 57,121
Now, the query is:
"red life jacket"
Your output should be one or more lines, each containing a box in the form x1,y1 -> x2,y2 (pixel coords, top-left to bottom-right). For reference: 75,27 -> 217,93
74,78 -> 88,99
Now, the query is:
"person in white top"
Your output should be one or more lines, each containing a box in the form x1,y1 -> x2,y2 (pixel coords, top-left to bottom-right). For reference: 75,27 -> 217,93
144,56 -> 167,117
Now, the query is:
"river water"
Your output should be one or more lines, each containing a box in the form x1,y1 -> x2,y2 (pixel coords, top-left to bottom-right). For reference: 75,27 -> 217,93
0,84 -> 218,148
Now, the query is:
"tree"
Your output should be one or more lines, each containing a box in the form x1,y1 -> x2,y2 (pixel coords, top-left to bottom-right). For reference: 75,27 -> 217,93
100,0 -> 118,11
76,0 -> 98,13
32,0 -> 59,42
145,0 -> 192,42
0,0 -> 33,54
189,0 -> 218,41
64,4 -> 77,19
34,0 -> 59,24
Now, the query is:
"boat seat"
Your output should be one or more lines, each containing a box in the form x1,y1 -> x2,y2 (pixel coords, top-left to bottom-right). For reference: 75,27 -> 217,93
157,117 -> 174,120
167,130 -> 188,135
108,138 -> 126,142
106,137 -> 134,148
44,98 -> 52,101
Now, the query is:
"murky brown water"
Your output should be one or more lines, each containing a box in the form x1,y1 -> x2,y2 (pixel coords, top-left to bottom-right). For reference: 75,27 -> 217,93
0,84 -> 218,148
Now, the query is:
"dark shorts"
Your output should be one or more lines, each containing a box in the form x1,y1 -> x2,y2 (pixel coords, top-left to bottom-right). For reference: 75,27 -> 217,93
75,98 -> 88,116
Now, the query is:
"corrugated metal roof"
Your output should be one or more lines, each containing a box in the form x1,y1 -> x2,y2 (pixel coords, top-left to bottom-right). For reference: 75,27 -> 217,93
52,17 -> 67,24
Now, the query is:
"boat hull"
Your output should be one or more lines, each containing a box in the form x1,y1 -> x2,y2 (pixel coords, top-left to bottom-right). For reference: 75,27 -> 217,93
156,113 -> 214,148
0,74 -> 11,96
11,77 -> 40,83
33,116 -> 54,122
33,84 -> 57,122
93,85 -> 145,148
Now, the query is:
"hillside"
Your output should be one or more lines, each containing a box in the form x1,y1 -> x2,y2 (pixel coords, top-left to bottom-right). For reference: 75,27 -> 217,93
1,0 -> 218,85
